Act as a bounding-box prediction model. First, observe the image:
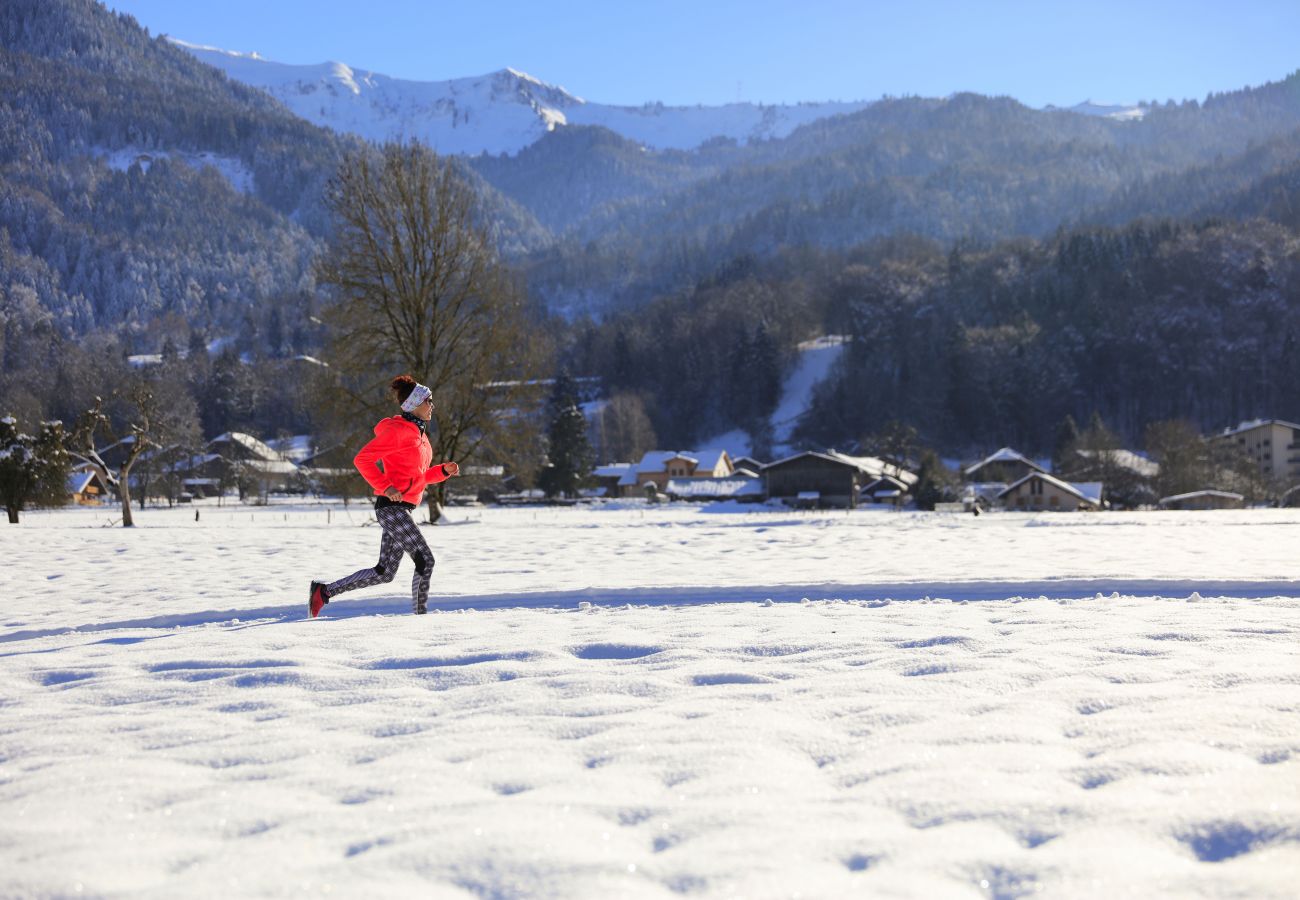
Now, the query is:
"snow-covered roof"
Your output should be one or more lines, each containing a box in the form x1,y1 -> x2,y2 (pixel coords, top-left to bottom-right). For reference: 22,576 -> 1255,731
1074,448 -> 1159,478
998,472 -> 1102,505
1216,418 -> 1300,438
635,450 -> 730,474
593,463 -> 634,479
665,477 -> 763,499
692,450 -> 729,472
1159,490 -> 1245,505
863,475 -> 910,494
766,450 -> 917,486
210,432 -> 284,462
634,450 -> 679,473
829,451 -> 918,486
964,447 -> 1046,477
67,471 -> 97,494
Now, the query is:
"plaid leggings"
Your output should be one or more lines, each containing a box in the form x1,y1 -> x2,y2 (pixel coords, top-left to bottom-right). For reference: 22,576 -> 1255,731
326,504 -> 435,614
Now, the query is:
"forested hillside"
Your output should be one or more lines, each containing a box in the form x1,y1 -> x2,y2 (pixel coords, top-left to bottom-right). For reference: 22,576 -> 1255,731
0,0 -> 547,365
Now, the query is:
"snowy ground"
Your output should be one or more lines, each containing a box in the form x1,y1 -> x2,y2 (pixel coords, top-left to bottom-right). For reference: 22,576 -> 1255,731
3,502 -> 1299,898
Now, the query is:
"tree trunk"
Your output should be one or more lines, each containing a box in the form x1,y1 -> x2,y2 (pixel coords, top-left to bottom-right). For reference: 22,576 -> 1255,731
7,507 -> 18,524
425,490 -> 443,525
119,472 -> 135,528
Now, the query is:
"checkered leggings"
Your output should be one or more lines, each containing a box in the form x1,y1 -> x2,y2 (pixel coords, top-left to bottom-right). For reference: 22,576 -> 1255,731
326,505 -> 435,614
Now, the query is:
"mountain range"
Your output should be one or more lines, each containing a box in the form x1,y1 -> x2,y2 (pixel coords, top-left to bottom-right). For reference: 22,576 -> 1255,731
172,37 -> 1145,157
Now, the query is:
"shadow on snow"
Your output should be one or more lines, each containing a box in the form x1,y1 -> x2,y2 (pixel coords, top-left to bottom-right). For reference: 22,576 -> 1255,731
2,578 -> 1297,647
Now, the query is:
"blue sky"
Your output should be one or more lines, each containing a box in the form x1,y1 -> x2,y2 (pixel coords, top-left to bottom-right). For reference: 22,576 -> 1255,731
108,0 -> 1299,108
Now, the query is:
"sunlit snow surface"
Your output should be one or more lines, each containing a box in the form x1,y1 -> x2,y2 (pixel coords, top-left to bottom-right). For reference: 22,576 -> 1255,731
3,503 -> 1299,897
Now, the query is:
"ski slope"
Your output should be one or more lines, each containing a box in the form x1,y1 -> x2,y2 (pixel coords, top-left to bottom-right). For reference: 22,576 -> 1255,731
705,335 -> 847,459
3,502 -> 1298,897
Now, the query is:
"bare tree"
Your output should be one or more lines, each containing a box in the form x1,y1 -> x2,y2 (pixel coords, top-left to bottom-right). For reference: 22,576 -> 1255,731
316,140 -> 548,522
70,376 -> 200,527
590,392 -> 658,463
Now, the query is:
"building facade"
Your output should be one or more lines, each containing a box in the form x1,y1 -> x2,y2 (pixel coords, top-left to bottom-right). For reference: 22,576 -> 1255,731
1210,419 -> 1300,485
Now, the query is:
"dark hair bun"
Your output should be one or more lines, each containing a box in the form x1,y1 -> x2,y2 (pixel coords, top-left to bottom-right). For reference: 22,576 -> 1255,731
389,374 -> 418,403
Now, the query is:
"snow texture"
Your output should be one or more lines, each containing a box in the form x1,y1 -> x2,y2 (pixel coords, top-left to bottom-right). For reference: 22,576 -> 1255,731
94,146 -> 255,194
2,502 -> 1299,897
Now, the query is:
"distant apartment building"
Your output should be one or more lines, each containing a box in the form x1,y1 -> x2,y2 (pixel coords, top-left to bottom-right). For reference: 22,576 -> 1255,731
1211,419 -> 1300,484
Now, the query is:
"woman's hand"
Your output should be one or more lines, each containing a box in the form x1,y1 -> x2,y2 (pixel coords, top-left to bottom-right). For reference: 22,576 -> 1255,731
444,461 -> 460,477
383,486 -> 402,501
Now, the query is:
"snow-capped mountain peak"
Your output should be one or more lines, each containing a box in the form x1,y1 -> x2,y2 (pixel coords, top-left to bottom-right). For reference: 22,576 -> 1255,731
169,37 -> 874,156
171,38 -> 1149,155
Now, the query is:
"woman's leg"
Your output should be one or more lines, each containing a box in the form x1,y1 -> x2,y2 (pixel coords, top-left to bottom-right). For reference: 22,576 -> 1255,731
324,508 -> 403,599
377,506 -> 436,613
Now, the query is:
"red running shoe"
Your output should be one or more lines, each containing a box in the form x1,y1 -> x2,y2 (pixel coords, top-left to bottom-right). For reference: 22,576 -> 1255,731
309,581 -> 329,618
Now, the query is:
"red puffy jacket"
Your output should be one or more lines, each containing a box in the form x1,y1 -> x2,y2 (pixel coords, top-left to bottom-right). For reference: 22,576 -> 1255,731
353,415 -> 452,505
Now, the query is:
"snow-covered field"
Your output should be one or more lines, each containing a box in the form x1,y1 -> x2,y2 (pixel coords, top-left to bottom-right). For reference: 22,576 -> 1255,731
3,503 -> 1299,898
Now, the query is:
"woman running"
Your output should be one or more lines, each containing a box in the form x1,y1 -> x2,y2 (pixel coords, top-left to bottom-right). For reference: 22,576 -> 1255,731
310,375 -> 460,616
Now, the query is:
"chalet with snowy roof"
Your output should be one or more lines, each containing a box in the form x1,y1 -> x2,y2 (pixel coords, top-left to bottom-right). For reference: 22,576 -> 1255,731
997,472 -> 1102,511
963,447 -> 1046,483
207,432 -> 299,495
67,467 -> 112,506
1158,490 -> 1245,511
1209,419 -> 1300,485
860,474 -> 912,506
765,450 -> 917,509
591,463 -> 635,498
631,450 -> 735,494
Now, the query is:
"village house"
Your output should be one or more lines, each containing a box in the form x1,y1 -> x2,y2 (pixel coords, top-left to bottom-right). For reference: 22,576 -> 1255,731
1209,419 -> 1300,485
206,432 -> 300,497
861,473 -> 912,506
998,472 -> 1103,511
963,447 -> 1046,483
1158,489 -> 1246,511
67,466 -> 113,506
629,450 -> 735,495
765,450 -> 916,509
590,463 -> 635,498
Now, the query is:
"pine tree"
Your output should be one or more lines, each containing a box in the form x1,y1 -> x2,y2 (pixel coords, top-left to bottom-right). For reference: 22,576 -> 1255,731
537,371 -> 593,499
912,448 -> 958,511
1051,414 -> 1081,474
0,416 -> 70,524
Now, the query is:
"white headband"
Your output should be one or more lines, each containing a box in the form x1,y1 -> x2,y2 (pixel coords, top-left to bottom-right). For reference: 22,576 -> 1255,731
401,383 -> 432,412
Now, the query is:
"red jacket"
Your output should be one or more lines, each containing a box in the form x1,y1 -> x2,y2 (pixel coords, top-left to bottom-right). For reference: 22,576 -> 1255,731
354,415 -> 452,505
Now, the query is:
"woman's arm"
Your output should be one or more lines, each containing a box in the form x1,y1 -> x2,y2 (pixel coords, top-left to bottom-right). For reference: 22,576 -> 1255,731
354,435 -> 395,494
425,461 -> 460,484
